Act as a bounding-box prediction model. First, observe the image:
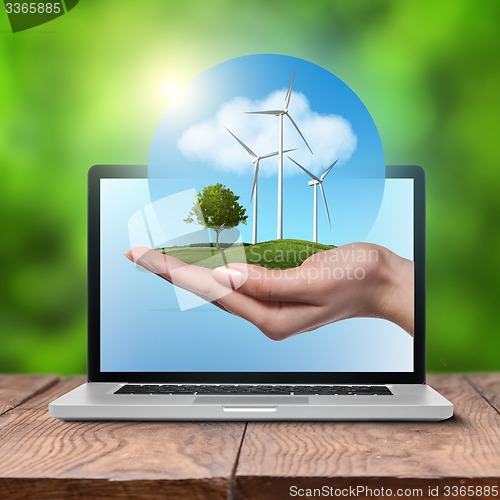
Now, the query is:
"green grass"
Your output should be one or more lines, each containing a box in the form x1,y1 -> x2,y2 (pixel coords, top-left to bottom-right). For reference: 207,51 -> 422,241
157,239 -> 335,270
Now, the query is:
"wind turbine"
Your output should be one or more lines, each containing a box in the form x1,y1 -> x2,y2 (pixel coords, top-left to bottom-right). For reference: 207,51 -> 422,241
246,70 -> 313,239
288,157 -> 338,243
226,127 -> 295,244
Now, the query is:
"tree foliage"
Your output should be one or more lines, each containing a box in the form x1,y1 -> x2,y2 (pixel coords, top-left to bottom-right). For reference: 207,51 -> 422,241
184,184 -> 247,248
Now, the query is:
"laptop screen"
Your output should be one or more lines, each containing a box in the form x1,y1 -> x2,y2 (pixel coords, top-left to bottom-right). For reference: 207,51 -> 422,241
98,175 -> 414,374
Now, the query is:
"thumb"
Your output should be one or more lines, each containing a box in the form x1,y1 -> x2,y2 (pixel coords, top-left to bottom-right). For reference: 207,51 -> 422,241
213,263 -> 310,302
212,263 -> 250,290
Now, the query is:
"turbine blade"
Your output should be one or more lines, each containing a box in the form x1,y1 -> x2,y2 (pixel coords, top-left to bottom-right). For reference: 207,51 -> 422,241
284,69 -> 296,111
250,162 -> 259,201
260,151 -> 279,159
287,156 -> 320,182
319,183 -> 331,227
245,110 -> 282,115
286,113 -> 313,154
320,159 -> 338,181
225,127 -> 256,158
260,148 -> 296,160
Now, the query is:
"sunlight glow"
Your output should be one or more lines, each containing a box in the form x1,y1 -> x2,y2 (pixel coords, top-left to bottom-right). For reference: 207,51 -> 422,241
160,79 -> 181,100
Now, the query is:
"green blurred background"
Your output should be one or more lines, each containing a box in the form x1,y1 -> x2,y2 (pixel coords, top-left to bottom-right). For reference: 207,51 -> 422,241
1,0 -> 499,374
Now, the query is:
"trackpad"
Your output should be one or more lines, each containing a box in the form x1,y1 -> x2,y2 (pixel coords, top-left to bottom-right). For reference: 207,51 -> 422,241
194,396 -> 309,405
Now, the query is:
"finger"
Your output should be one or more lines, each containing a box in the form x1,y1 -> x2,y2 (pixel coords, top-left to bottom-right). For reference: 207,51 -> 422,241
124,247 -> 178,283
125,248 -> 232,313
212,263 -> 316,303
125,247 -> 232,303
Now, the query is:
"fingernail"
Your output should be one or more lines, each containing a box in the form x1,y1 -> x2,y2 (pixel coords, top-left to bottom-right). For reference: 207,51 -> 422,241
123,251 -> 133,262
213,267 -> 243,289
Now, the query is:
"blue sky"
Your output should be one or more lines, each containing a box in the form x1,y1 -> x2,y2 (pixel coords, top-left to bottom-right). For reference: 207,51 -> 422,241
149,54 -> 385,245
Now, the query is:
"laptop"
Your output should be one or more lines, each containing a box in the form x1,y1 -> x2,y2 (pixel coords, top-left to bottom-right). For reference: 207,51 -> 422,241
49,164 -> 453,421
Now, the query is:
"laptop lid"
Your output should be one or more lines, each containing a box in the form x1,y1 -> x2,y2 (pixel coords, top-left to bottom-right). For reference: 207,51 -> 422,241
88,164 -> 425,384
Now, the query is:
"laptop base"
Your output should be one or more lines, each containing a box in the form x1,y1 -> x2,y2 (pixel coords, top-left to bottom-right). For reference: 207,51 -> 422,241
49,383 -> 453,421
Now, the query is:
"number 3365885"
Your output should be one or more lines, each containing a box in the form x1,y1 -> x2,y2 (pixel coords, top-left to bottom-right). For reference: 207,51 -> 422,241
5,3 -> 61,14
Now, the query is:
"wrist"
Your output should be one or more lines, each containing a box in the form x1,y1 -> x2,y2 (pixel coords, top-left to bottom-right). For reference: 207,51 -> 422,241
371,248 -> 414,336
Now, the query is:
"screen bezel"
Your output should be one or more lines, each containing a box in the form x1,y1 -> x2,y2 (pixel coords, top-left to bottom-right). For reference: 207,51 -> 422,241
88,164 -> 426,384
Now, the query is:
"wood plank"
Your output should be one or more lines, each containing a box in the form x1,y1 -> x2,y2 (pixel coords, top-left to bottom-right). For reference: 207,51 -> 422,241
0,374 -> 60,416
0,478 -> 229,500
0,377 -> 245,500
466,373 -> 500,413
234,375 -> 500,500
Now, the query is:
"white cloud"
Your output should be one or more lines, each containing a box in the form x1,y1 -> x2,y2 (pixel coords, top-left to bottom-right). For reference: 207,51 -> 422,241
177,89 -> 357,177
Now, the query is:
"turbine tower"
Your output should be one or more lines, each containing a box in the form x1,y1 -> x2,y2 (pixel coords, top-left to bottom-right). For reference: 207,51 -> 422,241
246,70 -> 312,239
288,157 -> 338,243
226,128 -> 295,244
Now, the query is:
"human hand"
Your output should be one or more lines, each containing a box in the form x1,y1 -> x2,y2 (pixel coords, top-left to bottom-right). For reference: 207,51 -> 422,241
125,243 -> 414,339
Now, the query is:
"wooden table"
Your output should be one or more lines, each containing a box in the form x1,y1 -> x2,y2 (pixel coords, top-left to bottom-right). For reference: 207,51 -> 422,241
0,375 -> 499,499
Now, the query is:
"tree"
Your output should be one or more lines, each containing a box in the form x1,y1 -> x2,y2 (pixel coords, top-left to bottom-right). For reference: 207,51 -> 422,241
184,183 -> 248,249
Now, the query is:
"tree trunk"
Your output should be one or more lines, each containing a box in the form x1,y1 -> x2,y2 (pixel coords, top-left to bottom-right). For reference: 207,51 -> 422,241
215,229 -> 219,249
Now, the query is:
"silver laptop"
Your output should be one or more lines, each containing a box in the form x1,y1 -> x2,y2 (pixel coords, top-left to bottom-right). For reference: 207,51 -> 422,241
49,164 -> 453,421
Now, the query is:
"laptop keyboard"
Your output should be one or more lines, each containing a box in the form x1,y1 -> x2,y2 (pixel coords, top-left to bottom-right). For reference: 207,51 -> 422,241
114,384 -> 393,396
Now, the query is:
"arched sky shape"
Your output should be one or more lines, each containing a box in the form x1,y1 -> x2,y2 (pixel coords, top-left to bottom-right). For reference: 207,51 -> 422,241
148,54 -> 385,247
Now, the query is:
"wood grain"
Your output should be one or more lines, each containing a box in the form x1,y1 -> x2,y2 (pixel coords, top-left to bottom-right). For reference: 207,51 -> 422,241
0,377 -> 245,499
233,375 -> 500,500
0,374 -> 59,416
1,375 -> 499,499
467,373 -> 500,414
